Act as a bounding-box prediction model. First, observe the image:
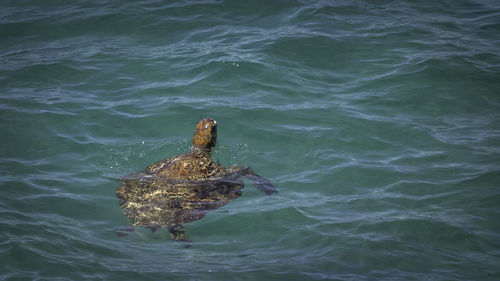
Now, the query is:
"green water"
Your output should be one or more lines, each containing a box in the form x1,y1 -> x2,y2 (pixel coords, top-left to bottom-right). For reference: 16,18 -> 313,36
1,0 -> 500,280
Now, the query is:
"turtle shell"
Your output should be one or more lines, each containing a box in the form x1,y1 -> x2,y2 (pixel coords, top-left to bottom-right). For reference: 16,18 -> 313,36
116,172 -> 244,230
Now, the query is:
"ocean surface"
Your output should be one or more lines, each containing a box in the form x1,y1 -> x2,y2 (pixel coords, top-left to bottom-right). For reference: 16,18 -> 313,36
1,0 -> 500,280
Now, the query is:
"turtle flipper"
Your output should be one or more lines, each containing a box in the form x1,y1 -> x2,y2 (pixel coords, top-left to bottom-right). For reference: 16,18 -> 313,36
242,168 -> 278,195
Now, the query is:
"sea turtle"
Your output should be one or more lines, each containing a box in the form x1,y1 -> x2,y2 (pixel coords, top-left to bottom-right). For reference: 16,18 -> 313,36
116,118 -> 277,241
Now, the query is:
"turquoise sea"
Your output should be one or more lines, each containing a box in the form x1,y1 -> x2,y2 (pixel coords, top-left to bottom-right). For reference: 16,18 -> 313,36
1,0 -> 500,280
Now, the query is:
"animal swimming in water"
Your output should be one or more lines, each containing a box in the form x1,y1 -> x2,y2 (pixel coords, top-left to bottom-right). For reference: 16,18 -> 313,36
116,118 -> 277,240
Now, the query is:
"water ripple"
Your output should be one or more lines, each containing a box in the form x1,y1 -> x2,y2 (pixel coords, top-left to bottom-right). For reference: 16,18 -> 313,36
2,0 -> 500,280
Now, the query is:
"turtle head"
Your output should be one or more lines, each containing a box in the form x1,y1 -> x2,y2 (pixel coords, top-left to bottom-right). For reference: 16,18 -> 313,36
192,118 -> 217,153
